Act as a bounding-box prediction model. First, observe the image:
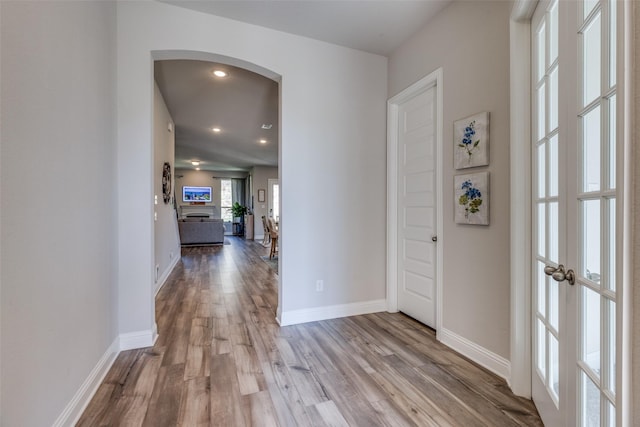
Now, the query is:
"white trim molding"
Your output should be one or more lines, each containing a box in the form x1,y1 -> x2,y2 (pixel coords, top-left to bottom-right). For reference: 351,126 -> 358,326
508,1 -> 535,398
386,68 -> 444,332
386,97 -> 399,313
511,0 -> 537,22
119,329 -> 157,351
622,0 -> 634,424
53,326 -> 162,426
52,337 -> 120,427
154,253 -> 180,296
439,328 -> 511,381
279,299 -> 387,326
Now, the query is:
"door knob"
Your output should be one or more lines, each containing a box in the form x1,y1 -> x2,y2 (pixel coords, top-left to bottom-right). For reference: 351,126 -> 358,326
431,236 -> 437,242
544,264 -> 576,286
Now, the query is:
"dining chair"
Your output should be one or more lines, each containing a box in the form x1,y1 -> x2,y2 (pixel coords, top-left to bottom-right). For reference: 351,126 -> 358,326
267,217 -> 278,259
261,215 -> 271,246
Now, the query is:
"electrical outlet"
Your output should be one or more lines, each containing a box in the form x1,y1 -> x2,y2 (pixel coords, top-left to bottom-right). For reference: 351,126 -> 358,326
155,265 -> 160,282
316,280 -> 324,292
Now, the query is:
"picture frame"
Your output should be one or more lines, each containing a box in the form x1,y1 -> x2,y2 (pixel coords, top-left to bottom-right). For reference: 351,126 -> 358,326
258,189 -> 266,203
454,172 -> 489,225
454,111 -> 490,169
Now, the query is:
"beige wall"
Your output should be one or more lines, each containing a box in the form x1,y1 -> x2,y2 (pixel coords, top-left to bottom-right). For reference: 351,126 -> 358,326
153,82 -> 181,287
116,1 -> 388,323
0,2 -> 118,425
389,0 -> 512,359
175,170 -> 219,217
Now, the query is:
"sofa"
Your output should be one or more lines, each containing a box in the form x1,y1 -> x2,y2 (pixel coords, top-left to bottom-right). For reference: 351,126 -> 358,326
178,218 -> 225,245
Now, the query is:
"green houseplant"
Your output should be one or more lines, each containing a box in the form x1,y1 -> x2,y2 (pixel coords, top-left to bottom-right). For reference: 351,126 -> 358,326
231,202 -> 247,221
231,202 -> 249,236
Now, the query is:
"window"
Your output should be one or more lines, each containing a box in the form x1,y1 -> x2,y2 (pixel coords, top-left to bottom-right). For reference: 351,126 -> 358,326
221,179 -> 232,222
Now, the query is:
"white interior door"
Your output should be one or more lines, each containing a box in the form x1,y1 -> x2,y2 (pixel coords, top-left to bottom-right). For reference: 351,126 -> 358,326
531,0 -> 620,425
268,178 -> 279,221
396,85 -> 437,328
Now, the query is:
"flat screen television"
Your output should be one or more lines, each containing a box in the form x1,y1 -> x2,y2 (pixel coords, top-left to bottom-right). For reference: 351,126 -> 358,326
182,186 -> 212,202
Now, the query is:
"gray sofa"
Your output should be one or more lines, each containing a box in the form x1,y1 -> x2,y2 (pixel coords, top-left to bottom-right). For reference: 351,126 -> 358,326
178,218 -> 225,245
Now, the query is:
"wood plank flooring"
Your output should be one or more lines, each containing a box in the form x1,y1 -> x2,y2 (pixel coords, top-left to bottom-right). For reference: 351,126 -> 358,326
77,237 -> 542,426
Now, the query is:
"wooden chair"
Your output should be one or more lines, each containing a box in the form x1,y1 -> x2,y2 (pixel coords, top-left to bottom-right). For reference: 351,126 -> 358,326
261,215 -> 271,246
268,217 -> 278,259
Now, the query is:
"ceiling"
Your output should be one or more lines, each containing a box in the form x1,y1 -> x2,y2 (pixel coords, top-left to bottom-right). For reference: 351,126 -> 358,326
161,1 -> 451,56
155,1 -> 452,173
155,60 -> 279,172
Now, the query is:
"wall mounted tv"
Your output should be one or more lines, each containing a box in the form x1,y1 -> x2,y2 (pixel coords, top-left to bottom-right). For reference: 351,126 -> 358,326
182,186 -> 212,202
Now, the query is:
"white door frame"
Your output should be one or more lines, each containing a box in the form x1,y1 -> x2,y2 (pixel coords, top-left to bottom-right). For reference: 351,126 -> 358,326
509,0 -> 537,398
267,178 -> 279,220
386,68 -> 443,333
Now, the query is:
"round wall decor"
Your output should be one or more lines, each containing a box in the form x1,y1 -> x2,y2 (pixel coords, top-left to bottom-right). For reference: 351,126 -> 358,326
162,162 -> 172,204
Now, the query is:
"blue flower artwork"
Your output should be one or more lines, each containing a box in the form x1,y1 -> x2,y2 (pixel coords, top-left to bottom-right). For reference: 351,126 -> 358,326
459,180 -> 482,218
454,112 -> 490,169
455,172 -> 489,225
460,121 -> 479,160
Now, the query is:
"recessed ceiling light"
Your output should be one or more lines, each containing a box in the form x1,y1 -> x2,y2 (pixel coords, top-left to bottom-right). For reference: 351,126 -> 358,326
212,127 -> 221,133
213,70 -> 227,78
191,161 -> 200,166
259,139 -> 267,144
261,124 -> 273,130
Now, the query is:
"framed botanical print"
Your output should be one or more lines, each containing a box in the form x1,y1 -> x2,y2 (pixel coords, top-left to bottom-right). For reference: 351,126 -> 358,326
454,172 -> 489,225
454,112 -> 490,169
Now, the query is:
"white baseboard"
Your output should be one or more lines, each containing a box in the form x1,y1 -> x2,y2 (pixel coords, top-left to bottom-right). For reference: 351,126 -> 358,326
53,324 -> 161,426
52,337 -> 120,427
437,327 -> 511,381
155,254 -> 180,296
279,299 -> 387,326
119,328 -> 157,351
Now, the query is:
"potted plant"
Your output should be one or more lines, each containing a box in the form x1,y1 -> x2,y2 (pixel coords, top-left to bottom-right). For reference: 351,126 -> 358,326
231,202 -> 247,223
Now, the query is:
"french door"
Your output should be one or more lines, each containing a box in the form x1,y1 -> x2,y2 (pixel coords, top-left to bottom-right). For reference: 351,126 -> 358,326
531,0 -> 620,425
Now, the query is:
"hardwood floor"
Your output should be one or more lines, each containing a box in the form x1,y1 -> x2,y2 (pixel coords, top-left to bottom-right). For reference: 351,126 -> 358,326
78,237 -> 542,426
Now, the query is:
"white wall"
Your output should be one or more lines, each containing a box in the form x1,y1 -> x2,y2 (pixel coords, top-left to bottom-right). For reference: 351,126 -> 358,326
389,1 -> 512,359
250,166 -> 278,239
0,2 -> 118,425
116,1 -> 388,330
153,82 -> 181,289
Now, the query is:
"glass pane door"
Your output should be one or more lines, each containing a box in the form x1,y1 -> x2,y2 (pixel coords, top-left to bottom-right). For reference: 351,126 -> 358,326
576,0 -> 618,424
531,0 -> 619,425
532,2 -> 565,423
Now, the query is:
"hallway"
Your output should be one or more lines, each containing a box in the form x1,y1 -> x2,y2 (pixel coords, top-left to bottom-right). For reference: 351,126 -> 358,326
78,237 -> 542,426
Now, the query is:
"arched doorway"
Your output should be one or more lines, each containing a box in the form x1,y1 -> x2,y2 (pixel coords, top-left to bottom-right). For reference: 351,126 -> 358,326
150,49 -> 282,341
